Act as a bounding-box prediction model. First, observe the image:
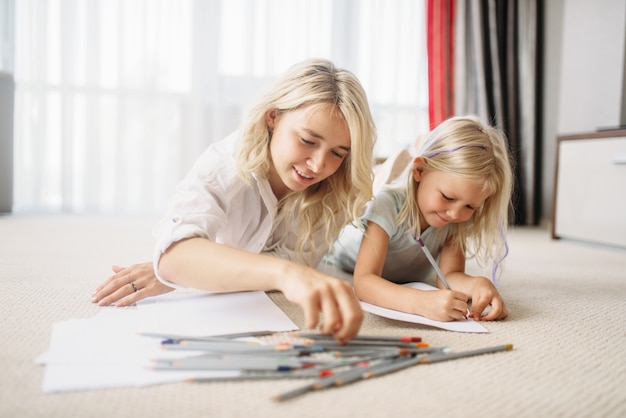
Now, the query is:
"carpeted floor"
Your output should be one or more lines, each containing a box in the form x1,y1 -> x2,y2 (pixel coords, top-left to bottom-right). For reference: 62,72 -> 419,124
1,214 -> 624,418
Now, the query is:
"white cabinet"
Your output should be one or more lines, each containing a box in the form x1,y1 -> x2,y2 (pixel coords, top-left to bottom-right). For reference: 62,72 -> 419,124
552,131 -> 626,248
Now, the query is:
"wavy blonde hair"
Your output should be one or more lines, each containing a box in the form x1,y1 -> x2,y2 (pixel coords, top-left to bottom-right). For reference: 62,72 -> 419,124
396,115 -> 514,282
236,59 -> 376,264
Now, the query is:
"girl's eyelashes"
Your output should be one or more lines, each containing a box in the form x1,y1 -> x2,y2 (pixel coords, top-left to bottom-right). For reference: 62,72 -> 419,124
443,192 -> 477,210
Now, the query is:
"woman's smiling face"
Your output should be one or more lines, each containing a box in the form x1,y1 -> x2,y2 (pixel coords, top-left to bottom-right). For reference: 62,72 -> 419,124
266,104 -> 351,200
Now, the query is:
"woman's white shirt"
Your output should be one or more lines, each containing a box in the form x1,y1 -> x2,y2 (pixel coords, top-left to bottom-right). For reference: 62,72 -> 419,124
152,131 -> 330,288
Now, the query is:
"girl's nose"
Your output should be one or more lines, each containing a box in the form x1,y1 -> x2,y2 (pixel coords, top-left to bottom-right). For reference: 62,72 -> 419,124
447,206 -> 461,221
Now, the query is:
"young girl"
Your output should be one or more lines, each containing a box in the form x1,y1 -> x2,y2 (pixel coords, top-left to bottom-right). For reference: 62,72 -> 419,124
333,115 -> 513,322
92,59 -> 377,342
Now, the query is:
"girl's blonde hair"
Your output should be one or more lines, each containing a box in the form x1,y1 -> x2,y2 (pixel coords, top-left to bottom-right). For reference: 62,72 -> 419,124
236,59 -> 376,264
397,115 -> 514,282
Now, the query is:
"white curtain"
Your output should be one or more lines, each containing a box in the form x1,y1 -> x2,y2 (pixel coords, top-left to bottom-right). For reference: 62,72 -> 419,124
12,0 -> 428,213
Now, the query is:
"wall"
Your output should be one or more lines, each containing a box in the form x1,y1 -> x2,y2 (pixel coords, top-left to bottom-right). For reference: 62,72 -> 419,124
541,0 -> 626,223
557,0 -> 626,133
0,71 -> 13,213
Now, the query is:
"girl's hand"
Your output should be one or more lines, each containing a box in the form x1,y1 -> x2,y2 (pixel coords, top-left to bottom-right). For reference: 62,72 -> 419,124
91,262 -> 174,307
418,289 -> 470,322
276,267 -> 364,344
467,276 -> 508,321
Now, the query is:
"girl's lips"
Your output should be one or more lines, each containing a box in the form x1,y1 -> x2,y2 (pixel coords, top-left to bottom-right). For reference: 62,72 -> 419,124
436,213 -> 450,224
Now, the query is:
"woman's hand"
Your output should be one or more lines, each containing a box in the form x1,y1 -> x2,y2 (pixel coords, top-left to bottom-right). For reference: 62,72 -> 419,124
91,262 -> 174,307
277,266 -> 364,344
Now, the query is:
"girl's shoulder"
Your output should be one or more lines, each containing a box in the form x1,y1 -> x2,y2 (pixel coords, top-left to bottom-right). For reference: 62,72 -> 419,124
373,187 -> 407,209
363,187 -> 406,223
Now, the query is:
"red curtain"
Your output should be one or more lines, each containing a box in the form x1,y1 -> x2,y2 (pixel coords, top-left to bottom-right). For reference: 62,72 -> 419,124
426,0 -> 456,129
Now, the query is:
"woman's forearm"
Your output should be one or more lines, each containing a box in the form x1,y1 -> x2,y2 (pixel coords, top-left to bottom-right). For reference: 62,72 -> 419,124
157,237 -> 295,292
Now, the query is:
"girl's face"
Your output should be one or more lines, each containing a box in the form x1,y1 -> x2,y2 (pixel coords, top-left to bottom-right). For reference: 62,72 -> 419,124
266,104 -> 351,200
413,158 -> 491,230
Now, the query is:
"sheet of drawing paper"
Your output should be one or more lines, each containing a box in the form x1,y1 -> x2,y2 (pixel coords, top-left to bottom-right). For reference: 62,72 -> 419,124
360,282 -> 489,333
38,310 -> 235,392
135,290 -> 298,337
37,291 -> 298,392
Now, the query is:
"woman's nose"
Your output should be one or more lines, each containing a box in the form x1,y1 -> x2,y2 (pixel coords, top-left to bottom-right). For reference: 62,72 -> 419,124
307,152 -> 325,172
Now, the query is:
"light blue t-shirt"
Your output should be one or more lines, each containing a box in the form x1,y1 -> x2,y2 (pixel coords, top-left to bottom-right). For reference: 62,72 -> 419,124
333,188 -> 449,284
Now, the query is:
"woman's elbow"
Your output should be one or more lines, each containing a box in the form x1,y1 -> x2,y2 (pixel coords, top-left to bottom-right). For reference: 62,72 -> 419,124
156,246 -> 182,285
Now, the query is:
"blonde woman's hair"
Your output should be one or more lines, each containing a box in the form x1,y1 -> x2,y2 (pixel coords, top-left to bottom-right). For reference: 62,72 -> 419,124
396,115 -> 514,282
236,59 -> 377,264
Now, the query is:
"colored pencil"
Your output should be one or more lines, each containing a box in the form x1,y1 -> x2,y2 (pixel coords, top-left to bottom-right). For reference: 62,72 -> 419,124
272,343 -> 513,401
416,236 -> 471,318
415,236 -> 451,289
417,343 -> 514,364
272,358 -> 387,401
138,330 -> 274,341
294,332 -> 422,343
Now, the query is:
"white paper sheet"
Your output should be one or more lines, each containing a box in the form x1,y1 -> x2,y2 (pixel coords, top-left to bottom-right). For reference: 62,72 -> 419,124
135,291 -> 298,337
38,291 -> 299,392
360,282 -> 489,333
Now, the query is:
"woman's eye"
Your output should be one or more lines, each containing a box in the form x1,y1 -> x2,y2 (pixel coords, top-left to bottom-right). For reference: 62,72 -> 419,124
442,194 -> 453,201
331,151 -> 346,159
300,137 -> 314,145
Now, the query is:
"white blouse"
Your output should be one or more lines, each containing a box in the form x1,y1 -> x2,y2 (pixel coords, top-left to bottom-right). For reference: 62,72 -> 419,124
152,131 -> 331,288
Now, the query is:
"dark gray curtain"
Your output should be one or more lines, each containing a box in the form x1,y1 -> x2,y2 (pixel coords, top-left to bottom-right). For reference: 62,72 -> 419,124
454,0 -> 543,225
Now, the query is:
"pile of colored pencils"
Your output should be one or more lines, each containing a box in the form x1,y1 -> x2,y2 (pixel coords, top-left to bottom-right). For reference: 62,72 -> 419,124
147,331 -> 513,401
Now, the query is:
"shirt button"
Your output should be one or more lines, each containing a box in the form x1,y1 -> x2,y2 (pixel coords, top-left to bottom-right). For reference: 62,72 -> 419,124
171,216 -> 180,223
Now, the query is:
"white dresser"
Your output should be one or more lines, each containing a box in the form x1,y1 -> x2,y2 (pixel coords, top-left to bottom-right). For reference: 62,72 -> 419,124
552,130 -> 626,248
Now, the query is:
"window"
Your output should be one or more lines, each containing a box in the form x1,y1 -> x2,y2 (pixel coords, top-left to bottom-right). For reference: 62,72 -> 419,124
10,0 -> 427,212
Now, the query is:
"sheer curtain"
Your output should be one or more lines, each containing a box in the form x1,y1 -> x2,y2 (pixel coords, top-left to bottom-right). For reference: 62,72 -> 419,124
11,0 -> 428,213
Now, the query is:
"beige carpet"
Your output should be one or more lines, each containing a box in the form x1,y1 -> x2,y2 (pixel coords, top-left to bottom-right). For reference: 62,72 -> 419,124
1,214 -> 625,418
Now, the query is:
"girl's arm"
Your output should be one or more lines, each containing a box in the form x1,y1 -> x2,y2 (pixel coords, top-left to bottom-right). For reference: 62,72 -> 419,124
438,237 -> 508,320
159,237 -> 363,341
352,221 -> 469,321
